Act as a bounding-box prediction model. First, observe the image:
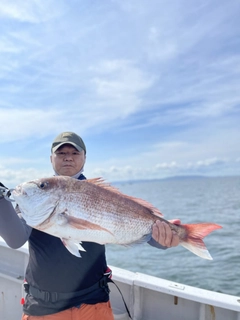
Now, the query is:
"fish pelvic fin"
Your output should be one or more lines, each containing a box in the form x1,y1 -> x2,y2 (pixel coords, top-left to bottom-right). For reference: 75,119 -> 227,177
62,239 -> 86,258
179,223 -> 222,260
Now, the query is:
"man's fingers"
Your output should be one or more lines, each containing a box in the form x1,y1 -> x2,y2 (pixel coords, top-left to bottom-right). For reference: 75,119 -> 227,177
152,220 -> 180,247
163,222 -> 173,247
152,221 -> 170,247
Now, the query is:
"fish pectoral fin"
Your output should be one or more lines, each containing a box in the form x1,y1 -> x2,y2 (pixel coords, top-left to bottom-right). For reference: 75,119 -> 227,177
61,238 -> 85,258
66,216 -> 113,235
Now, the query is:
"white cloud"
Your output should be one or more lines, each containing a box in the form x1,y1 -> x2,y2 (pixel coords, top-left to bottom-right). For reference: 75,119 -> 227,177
87,156 -> 238,182
0,108 -> 67,142
0,0 -> 66,23
0,0 -> 239,185
156,161 -> 178,170
195,158 -> 226,168
90,59 -> 155,111
0,166 -> 52,187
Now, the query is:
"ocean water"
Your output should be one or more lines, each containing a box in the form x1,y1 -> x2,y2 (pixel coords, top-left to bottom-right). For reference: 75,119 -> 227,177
106,176 -> 240,297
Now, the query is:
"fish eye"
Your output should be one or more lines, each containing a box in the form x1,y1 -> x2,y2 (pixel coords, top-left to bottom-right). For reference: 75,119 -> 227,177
39,182 -> 48,189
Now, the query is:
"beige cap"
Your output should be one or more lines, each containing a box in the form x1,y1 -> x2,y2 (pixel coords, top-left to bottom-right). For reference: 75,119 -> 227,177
51,132 -> 86,154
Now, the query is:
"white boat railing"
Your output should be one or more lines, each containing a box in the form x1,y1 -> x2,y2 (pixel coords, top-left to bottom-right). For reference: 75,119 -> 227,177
109,266 -> 240,320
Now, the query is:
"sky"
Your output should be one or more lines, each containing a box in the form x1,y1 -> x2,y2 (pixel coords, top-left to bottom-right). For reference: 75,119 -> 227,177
0,0 -> 240,187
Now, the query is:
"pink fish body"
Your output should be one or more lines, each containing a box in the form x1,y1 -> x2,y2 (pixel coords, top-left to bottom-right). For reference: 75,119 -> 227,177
12,176 -> 222,259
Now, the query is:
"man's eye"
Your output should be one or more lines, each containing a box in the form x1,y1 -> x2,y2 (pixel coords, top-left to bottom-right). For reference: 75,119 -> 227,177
55,152 -> 80,157
56,152 -> 66,156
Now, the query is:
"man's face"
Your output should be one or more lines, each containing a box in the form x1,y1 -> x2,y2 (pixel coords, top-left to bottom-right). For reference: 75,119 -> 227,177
50,144 -> 86,176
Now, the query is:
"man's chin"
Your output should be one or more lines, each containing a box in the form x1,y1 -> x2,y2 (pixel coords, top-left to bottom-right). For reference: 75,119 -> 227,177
59,168 -> 76,176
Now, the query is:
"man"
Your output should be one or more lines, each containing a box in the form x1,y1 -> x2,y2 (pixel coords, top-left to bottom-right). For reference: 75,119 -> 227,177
0,131 -> 179,320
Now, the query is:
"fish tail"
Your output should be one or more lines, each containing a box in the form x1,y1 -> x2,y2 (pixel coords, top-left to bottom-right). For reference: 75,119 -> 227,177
178,223 -> 222,260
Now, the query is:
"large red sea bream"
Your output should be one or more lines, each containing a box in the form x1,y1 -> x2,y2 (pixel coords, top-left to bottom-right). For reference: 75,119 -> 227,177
12,176 -> 222,259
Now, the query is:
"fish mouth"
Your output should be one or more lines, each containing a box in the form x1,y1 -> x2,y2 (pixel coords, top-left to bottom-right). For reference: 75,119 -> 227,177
12,186 -> 27,197
12,181 -> 41,198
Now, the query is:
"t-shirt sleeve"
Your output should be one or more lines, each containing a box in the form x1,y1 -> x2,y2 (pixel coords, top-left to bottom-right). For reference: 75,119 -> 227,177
0,198 -> 32,248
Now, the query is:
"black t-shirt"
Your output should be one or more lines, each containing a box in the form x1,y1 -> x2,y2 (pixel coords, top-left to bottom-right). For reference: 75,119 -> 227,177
24,231 -> 108,315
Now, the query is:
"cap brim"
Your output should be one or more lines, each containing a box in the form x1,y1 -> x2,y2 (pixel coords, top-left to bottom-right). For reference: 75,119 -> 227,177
52,142 -> 83,153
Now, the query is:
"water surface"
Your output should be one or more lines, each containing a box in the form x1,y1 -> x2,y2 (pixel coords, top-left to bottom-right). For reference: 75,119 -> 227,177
106,176 -> 240,296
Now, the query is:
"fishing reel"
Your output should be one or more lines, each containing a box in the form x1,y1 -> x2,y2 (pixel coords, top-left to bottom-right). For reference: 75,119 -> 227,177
0,182 -> 15,202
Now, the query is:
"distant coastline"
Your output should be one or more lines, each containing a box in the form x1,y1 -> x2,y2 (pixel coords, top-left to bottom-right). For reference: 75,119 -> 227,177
113,175 -> 240,185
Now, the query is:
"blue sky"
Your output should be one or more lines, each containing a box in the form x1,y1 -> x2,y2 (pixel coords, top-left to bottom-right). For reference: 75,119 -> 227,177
0,0 -> 240,187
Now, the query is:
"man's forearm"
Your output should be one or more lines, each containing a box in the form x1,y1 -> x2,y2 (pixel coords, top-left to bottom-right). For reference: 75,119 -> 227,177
0,198 -> 32,248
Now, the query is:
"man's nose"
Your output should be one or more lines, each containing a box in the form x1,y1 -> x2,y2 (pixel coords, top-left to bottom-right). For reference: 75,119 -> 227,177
64,153 -> 74,159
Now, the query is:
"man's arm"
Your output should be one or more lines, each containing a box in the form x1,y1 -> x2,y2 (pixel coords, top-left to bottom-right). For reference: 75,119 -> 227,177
0,197 -> 32,248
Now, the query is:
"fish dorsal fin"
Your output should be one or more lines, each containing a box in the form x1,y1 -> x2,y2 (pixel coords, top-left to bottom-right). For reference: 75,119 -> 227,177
86,178 -> 163,218
86,178 -> 122,193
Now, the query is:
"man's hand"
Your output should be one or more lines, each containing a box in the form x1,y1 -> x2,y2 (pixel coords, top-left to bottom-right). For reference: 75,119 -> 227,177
152,220 -> 181,247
